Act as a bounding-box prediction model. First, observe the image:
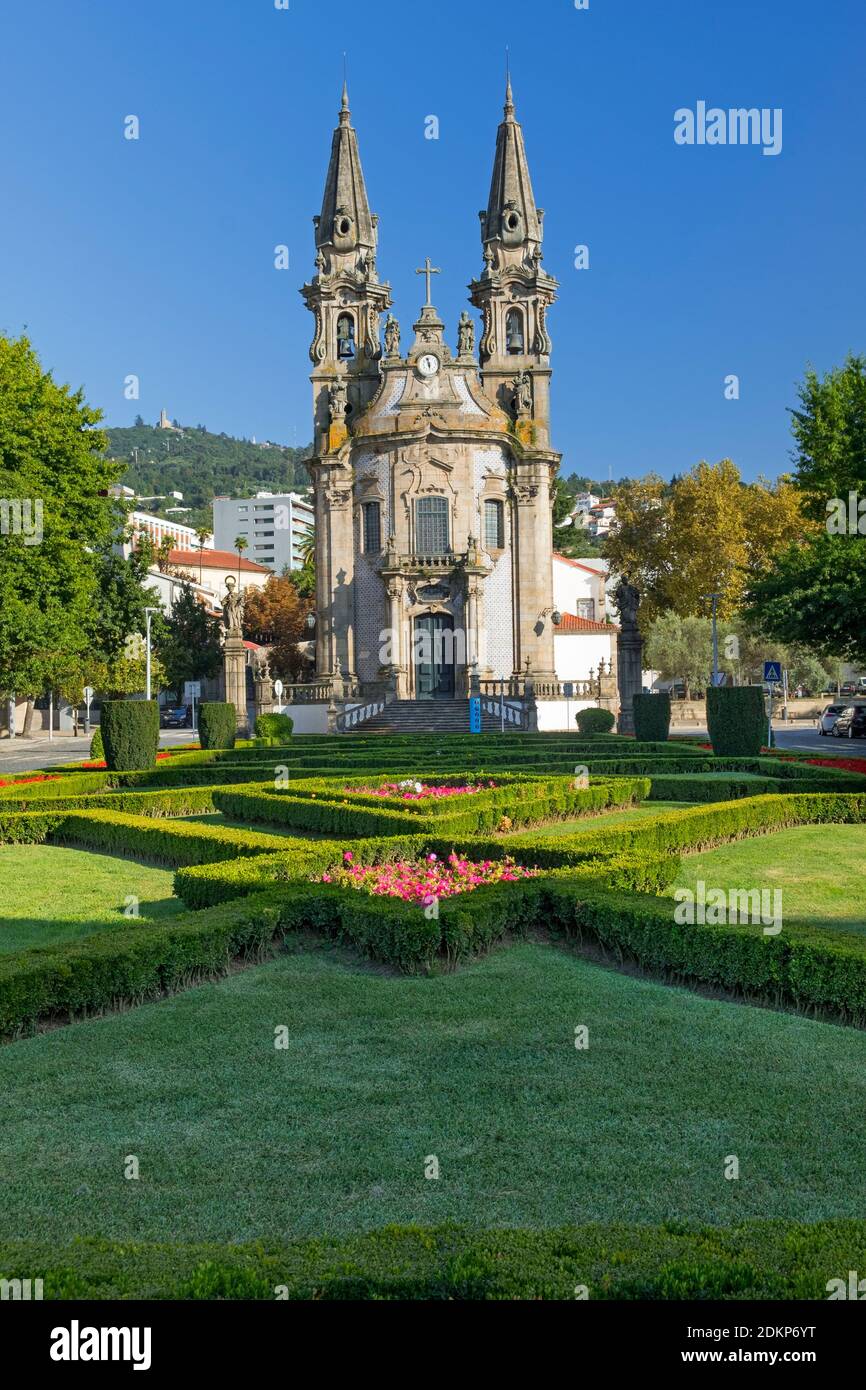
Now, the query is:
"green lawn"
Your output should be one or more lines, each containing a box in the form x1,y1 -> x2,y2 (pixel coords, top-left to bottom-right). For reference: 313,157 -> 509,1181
669,825 -> 866,938
504,802 -> 692,838
0,844 -> 182,953
1,940 -> 865,1243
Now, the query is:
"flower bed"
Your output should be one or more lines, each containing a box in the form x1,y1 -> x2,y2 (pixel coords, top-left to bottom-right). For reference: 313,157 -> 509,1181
0,773 -> 59,788
318,849 -> 537,904
345,778 -> 496,801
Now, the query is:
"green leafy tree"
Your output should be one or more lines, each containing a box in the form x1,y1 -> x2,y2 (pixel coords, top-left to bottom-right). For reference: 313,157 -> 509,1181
747,356 -> 866,665
0,334 -> 125,712
153,582 -> 223,695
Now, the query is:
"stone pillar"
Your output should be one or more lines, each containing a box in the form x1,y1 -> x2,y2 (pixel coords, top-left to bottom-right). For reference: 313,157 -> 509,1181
511,467 -> 558,680
613,579 -> 643,736
223,635 -> 249,734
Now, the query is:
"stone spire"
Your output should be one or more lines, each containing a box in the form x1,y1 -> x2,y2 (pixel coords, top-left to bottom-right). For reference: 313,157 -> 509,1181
314,82 -> 378,274
480,77 -> 543,265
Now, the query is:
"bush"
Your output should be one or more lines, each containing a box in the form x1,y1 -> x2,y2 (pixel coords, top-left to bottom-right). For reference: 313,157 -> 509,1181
199,703 -> 237,750
707,686 -> 766,756
89,726 -> 104,760
575,707 -> 616,735
254,712 -> 294,744
633,692 -> 671,743
99,701 -> 159,771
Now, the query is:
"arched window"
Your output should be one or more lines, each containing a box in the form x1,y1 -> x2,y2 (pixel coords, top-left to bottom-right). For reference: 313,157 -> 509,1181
336,313 -> 356,360
505,308 -> 525,354
415,496 -> 449,555
361,500 -> 381,553
484,498 -> 505,550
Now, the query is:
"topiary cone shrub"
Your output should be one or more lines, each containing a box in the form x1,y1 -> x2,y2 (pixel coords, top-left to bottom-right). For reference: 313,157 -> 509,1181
100,701 -> 159,771
575,707 -> 616,736
254,712 -> 294,745
199,702 -> 237,750
707,685 -> 766,756
633,693 -> 671,743
89,726 -> 104,761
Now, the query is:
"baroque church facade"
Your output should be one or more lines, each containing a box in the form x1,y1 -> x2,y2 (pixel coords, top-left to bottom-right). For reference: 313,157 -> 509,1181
301,80 -> 561,701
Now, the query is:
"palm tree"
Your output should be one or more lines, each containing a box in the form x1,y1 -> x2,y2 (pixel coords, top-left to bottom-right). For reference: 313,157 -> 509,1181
234,534 -> 249,584
195,527 -> 212,585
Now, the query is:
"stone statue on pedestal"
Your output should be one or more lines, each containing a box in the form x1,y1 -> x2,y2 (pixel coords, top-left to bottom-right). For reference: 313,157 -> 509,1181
221,576 -> 248,733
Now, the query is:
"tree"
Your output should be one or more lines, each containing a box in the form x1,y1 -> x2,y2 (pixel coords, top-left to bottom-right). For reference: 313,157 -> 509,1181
243,574 -> 311,680
0,333 -> 124,704
747,357 -> 866,665
153,582 -> 223,695
195,527 -> 212,585
234,533 -> 248,583
644,613 -> 713,698
294,526 -> 316,600
605,461 -> 813,629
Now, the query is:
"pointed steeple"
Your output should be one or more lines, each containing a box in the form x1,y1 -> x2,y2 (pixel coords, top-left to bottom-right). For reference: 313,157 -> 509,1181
315,82 -> 377,268
481,78 -> 542,256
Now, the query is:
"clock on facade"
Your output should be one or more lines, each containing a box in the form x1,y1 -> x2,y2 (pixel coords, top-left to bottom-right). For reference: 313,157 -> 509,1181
416,353 -> 440,378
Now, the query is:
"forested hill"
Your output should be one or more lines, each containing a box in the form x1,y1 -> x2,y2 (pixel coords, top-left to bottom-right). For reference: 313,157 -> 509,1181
104,421 -> 313,519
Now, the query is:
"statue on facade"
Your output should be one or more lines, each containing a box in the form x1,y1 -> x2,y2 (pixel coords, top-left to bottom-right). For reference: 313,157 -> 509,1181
511,369 -> 533,417
328,377 -> 348,424
457,309 -> 475,356
222,575 -> 245,637
384,313 -> 400,358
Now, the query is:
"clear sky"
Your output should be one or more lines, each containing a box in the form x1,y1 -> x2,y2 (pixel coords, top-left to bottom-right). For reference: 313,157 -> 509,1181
1,0 -> 863,482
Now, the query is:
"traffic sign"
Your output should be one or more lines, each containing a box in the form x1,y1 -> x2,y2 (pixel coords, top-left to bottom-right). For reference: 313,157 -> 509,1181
469,697 -> 482,733
763,662 -> 782,683
183,681 -> 201,701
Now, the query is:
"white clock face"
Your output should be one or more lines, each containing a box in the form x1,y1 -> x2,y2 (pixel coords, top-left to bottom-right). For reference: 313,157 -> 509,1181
417,353 -> 440,378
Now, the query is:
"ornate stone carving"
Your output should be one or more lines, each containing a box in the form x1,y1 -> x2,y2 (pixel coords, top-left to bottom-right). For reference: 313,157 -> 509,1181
384,314 -> 401,358
511,369 -> 533,418
457,309 -> 475,356
328,378 -> 348,423
533,302 -> 552,355
309,306 -> 326,364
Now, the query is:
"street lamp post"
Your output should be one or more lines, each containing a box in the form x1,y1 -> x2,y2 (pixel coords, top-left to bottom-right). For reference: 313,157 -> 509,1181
144,607 -> 159,701
700,592 -> 723,688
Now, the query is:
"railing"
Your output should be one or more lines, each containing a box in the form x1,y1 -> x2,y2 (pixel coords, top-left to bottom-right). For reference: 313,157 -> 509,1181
481,696 -> 529,730
335,699 -> 386,733
281,681 -> 333,704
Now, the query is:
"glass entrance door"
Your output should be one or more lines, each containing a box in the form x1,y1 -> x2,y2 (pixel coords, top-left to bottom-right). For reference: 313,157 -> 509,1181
413,614 -> 456,700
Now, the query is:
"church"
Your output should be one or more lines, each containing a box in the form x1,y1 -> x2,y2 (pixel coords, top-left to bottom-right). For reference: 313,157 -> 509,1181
300,80 -> 616,720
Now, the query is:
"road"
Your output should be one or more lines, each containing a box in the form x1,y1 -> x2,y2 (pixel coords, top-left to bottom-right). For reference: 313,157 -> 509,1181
0,728 -> 195,776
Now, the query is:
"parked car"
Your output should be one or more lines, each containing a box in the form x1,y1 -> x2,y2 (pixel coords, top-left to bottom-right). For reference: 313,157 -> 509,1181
160,705 -> 190,729
818,703 -> 846,735
832,706 -> 866,739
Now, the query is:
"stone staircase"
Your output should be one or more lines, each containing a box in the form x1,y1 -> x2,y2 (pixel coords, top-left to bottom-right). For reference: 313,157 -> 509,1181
350,699 -> 505,735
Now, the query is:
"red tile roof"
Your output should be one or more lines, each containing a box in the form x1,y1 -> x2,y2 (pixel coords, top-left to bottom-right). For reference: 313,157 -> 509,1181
557,612 -> 619,634
168,548 -> 271,574
553,552 -> 607,576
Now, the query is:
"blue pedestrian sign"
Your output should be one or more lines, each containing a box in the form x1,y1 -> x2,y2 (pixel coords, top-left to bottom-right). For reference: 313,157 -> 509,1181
469,696 -> 482,733
763,661 -> 782,683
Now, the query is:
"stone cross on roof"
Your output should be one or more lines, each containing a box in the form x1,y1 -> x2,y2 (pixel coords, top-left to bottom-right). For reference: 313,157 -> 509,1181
415,257 -> 441,306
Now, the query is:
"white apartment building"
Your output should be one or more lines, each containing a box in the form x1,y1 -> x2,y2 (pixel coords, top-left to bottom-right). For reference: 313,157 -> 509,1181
212,490 -> 314,573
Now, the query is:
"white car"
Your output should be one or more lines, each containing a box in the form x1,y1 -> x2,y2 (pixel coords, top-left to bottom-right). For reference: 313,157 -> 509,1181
818,703 -> 846,735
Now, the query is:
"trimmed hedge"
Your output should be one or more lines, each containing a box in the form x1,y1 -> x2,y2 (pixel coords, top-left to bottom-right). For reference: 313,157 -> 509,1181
707,685 -> 766,757
0,808 -> 314,864
575,707 -> 616,735
255,712 -> 294,743
633,692 -> 671,743
198,702 -> 237,750
2,1219 -> 864,1299
100,700 -> 159,771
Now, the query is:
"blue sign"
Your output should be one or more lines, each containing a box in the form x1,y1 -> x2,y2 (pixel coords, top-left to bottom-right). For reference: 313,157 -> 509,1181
469,697 -> 482,733
763,661 -> 783,683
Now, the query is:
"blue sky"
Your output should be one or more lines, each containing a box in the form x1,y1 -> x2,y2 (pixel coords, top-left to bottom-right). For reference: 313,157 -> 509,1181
0,0 -> 863,482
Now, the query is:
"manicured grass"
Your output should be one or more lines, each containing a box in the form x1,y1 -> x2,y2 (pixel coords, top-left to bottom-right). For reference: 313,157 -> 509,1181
668,825 -> 866,938
1,941 -> 865,1242
0,844 -> 182,953
503,802 -> 692,838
